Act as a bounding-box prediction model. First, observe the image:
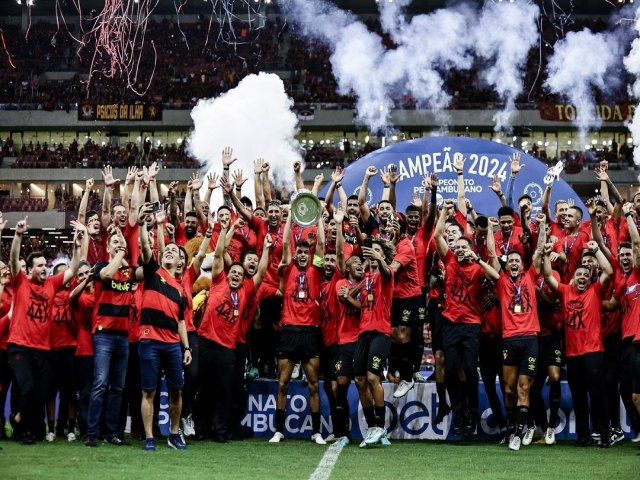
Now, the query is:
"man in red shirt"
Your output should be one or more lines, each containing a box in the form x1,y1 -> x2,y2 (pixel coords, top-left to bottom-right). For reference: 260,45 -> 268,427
477,233 -> 542,451
196,217 -> 269,443
269,212 -> 326,444
137,204 -> 193,451
434,199 -> 488,438
543,240 -> 613,447
552,206 -> 589,283
354,237 -> 395,447
8,216 -> 83,444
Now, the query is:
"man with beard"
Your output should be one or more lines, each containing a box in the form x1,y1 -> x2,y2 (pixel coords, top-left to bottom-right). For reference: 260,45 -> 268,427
269,212 -> 326,444
603,203 -> 640,443
543,239 -> 613,446
541,186 -> 569,239
196,217 -> 270,443
552,206 -> 590,283
476,216 -> 545,451
434,199 -> 488,438
8,217 -> 83,444
332,209 -> 363,446
137,203 -> 192,451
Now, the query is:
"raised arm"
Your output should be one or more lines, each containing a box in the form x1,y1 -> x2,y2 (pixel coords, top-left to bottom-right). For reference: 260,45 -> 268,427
541,184 -> 552,222
486,216 -> 500,271
293,160 -> 304,192
254,159 -> 265,210
10,216 -> 28,277
261,161 -> 273,203
595,165 -> 623,220
532,213 -> 547,274
147,161 -> 160,205
314,204 -> 325,260
311,174 -> 324,197
334,206 -> 346,275
505,152 -> 523,210
253,233 -> 273,289
489,174 -> 507,208
101,165 -> 120,228
219,176 -> 252,222
473,247 -> 500,281
453,154 -> 468,219
211,218 -> 229,278
99,226 -> 128,279
587,199 -> 614,261
281,213 -> 293,267
423,173 -> 438,233
587,240 -> 613,288
138,203 -> 155,265
192,215 -> 214,273
232,169 -> 248,201
359,166 -> 377,223
434,200 -> 453,259
221,146 -> 237,209
542,243 -> 559,292
77,178 -> 94,225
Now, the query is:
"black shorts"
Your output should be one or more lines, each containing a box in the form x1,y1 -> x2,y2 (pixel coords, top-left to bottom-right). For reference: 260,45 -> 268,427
503,335 -> 538,377
277,325 -> 322,362
427,298 -> 445,352
353,331 -> 391,377
335,342 -> 356,379
321,343 -> 339,381
417,292 -> 427,325
391,296 -> 421,329
538,332 -> 563,368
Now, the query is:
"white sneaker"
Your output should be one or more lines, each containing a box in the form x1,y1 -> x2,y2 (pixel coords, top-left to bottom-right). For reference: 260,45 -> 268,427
269,432 -> 285,443
46,432 -> 56,442
521,427 -> 535,446
324,433 -> 336,443
631,432 -> 640,443
67,432 -> 77,442
544,427 -> 556,445
509,434 -> 522,451
365,427 -> 385,445
181,414 -> 195,437
379,431 -> 391,446
413,372 -> 427,383
359,428 -> 373,448
393,379 -> 415,399
311,433 -> 327,445
335,436 -> 350,447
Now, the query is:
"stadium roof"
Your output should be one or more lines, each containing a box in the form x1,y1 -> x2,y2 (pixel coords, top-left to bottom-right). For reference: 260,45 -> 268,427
4,0 -> 616,17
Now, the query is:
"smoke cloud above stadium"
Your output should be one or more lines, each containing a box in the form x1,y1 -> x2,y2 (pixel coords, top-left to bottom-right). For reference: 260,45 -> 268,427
188,72 -> 301,204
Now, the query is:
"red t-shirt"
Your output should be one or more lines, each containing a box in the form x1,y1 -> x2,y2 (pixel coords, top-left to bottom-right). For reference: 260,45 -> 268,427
584,217 -> 618,257
441,250 -> 485,325
182,265 -> 197,332
139,258 -> 186,344
555,229 -> 589,283
613,266 -> 640,341
0,314 -> 9,351
335,278 -> 361,344
557,282 -> 604,357
467,233 -> 490,263
358,269 -> 395,336
536,271 -> 563,336
494,227 -> 525,260
73,290 -> 95,356
392,237 -> 423,299
8,271 -> 65,350
617,216 -> 640,244
320,270 -> 343,346
0,287 -> 11,318
238,284 -> 267,344
497,268 -> 539,339
409,224 -> 432,286
50,287 -> 76,349
198,271 -> 255,349
281,262 -> 323,327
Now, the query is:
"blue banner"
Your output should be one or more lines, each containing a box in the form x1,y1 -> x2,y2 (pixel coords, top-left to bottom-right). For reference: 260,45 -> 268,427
322,137 -> 588,219
237,380 -> 634,441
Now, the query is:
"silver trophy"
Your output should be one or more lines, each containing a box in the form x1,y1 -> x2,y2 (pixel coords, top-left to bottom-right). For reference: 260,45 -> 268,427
543,160 -> 564,186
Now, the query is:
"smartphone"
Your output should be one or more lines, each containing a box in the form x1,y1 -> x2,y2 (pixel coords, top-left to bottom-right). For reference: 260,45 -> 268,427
363,238 -> 372,248
150,201 -> 161,212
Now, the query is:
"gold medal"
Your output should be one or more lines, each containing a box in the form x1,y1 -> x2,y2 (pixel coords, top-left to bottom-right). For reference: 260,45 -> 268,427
367,294 -> 374,301
233,309 -> 239,317
514,304 -> 522,313
299,291 -> 306,299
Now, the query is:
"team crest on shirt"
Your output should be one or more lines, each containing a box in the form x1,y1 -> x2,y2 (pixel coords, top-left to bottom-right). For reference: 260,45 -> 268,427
160,276 -> 167,284
334,361 -> 342,373
123,269 -> 130,279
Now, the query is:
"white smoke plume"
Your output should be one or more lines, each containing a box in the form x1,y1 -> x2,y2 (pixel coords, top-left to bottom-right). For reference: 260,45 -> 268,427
545,29 -> 622,142
188,72 -> 301,208
284,0 -> 540,133
624,7 -> 640,167
473,1 -> 540,131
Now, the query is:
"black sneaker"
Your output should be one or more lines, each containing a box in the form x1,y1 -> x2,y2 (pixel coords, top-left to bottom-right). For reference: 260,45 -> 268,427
575,436 -> 590,447
451,414 -> 465,437
22,432 -> 35,445
104,435 -> 129,446
464,413 -> 478,437
434,404 -> 451,426
610,428 -> 625,445
85,435 -> 98,447
590,433 -> 602,447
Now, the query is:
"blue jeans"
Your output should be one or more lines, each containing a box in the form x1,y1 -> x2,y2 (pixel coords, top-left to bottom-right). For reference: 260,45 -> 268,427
86,333 -> 129,437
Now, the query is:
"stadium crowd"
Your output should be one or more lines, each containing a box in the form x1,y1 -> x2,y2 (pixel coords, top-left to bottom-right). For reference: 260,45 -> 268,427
0,148 -> 640,454
0,16 -> 622,110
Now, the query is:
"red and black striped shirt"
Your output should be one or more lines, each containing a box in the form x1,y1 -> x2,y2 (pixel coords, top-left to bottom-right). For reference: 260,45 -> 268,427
92,263 -> 136,334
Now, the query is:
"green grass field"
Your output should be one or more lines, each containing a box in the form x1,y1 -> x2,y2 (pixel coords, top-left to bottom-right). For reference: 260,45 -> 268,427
1,437 -> 638,480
